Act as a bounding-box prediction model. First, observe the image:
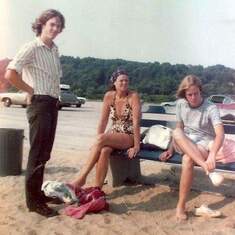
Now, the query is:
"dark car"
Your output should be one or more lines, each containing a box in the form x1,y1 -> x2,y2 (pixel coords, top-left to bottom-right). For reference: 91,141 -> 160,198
77,96 -> 86,105
58,90 -> 82,109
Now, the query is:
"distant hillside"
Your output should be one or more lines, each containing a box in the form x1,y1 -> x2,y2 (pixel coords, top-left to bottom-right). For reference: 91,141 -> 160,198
60,56 -> 235,102
1,57 -> 235,102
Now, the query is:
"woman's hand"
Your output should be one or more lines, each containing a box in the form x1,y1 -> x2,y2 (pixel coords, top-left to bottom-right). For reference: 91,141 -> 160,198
127,146 -> 140,159
159,150 -> 173,162
205,152 -> 216,172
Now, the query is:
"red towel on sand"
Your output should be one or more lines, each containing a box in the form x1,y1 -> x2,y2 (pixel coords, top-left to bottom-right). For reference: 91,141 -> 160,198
64,186 -> 109,219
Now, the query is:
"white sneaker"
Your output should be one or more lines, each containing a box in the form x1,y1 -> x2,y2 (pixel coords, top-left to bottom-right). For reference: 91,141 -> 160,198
194,204 -> 222,218
208,172 -> 224,187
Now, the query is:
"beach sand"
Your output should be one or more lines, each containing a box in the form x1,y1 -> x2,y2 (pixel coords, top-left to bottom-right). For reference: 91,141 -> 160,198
1,148 -> 235,235
0,102 -> 235,235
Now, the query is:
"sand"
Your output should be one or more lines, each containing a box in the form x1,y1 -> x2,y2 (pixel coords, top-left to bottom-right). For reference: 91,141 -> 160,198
0,101 -> 235,235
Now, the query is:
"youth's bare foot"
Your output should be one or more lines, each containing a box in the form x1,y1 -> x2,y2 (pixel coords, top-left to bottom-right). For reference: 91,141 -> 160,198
176,207 -> 188,221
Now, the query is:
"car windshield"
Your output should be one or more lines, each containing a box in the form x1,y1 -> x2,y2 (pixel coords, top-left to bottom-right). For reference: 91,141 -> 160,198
210,96 -> 225,103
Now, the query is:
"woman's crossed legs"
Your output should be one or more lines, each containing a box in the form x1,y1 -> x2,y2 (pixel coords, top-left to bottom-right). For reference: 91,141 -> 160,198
71,132 -> 134,188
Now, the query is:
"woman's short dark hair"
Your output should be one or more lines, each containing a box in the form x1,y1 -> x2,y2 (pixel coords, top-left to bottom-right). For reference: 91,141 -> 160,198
108,68 -> 128,91
32,9 -> 65,36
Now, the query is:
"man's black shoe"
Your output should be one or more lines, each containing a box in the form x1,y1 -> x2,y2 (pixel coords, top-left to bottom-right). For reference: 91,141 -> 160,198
29,203 -> 59,217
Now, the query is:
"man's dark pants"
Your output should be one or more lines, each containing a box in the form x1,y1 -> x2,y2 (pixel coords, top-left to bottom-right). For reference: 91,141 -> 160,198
25,95 -> 58,209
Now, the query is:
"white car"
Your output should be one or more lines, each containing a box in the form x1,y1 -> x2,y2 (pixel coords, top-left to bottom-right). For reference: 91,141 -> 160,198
207,94 -> 235,105
0,91 -> 27,107
160,101 -> 176,107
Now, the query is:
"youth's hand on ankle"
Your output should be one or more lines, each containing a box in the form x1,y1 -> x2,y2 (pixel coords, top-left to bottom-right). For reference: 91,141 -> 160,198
202,162 -> 209,175
205,152 -> 216,172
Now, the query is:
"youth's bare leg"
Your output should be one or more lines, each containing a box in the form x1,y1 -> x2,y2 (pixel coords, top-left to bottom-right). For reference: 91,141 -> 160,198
176,155 -> 194,220
95,147 -> 113,188
173,128 -> 209,173
72,133 -> 133,188
176,145 -> 208,220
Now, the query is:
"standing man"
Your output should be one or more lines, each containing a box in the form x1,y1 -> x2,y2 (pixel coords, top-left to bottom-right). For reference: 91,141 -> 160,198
5,9 -> 65,217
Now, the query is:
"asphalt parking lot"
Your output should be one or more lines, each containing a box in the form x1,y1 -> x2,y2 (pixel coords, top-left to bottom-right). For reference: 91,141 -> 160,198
0,102 -> 101,152
0,102 -> 177,152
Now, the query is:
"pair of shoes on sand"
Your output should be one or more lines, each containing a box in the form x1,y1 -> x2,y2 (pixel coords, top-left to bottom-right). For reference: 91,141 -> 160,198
208,172 -> 224,187
194,204 -> 222,218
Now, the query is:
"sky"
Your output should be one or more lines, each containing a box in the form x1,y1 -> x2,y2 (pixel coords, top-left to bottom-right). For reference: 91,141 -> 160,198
1,0 -> 235,69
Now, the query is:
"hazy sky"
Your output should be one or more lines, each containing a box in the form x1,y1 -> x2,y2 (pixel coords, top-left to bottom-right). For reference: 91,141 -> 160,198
1,0 -> 235,68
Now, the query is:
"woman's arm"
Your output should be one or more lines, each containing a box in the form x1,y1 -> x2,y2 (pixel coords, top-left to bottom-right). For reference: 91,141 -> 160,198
132,92 -> 141,148
206,123 -> 224,170
127,92 -> 141,158
96,92 -> 111,135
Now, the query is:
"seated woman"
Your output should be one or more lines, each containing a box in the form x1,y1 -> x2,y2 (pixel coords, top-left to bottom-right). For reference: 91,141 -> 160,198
160,75 -> 224,220
71,69 -> 141,189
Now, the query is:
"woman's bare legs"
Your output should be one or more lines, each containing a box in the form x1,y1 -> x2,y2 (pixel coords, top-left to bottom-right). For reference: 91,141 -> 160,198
71,144 -> 101,188
71,132 -> 133,188
95,147 -> 113,188
173,128 -> 209,174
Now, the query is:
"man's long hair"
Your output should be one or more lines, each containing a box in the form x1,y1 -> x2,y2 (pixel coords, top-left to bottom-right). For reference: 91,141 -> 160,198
32,9 -> 65,36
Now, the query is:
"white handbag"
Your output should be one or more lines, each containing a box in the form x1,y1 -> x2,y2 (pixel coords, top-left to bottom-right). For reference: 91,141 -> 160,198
142,125 -> 172,150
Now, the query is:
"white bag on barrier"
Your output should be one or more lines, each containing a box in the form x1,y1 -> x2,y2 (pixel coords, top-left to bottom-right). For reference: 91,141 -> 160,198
143,125 -> 172,150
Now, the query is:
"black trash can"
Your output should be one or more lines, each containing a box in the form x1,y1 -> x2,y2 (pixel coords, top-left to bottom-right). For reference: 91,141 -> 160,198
0,128 -> 24,176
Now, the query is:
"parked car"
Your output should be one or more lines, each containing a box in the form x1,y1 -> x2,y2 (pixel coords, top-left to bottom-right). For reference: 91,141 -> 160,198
207,94 -> 235,110
77,96 -> 86,105
58,84 -> 86,109
207,94 -> 235,104
0,90 -> 82,109
58,90 -> 81,109
0,84 -> 84,110
0,91 -> 27,107
160,101 -> 176,107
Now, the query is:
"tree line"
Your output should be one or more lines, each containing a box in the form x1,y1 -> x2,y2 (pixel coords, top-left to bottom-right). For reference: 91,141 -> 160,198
1,57 -> 234,102
61,56 -> 235,102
